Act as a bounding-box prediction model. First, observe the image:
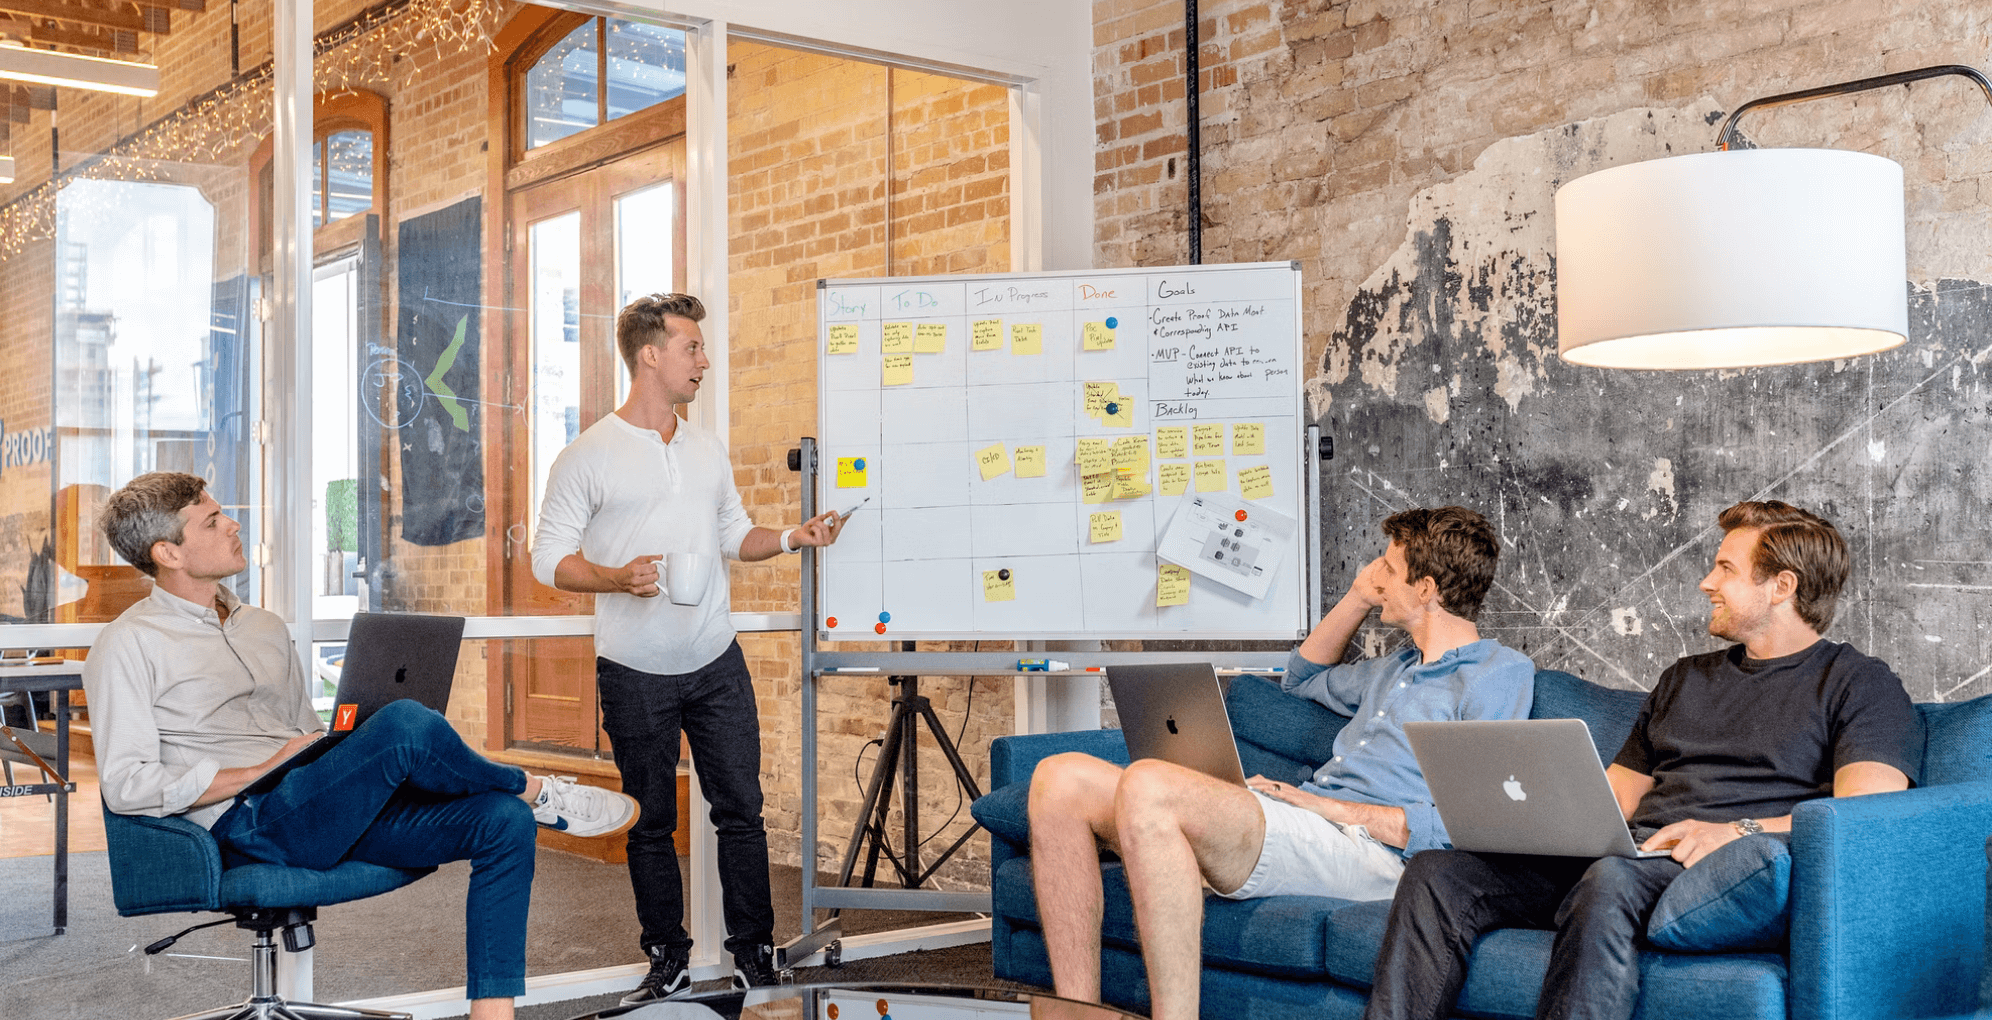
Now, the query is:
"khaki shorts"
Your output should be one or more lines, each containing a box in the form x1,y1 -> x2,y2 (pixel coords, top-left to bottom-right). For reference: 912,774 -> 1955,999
1216,791 -> 1406,903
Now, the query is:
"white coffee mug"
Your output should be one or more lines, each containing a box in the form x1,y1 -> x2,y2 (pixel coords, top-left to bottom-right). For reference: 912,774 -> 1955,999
665,551 -> 711,606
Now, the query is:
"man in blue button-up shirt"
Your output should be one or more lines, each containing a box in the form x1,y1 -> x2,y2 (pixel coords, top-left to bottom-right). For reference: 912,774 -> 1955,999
1029,506 -> 1535,1020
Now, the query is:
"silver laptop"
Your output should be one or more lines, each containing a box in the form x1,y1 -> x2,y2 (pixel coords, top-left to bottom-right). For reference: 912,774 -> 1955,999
240,612 -> 466,797
1404,719 -> 1671,859
1104,663 -> 1247,787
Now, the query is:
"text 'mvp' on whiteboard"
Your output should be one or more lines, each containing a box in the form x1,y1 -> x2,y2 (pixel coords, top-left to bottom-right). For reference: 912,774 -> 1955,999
817,263 -> 1307,641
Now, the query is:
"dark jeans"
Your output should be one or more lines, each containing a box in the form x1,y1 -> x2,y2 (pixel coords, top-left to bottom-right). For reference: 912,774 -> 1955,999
598,641 -> 773,956
1365,849 -> 1684,1020
210,700 -> 537,1000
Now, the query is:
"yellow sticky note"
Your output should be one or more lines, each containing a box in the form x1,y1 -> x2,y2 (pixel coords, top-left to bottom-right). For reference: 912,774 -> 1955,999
1083,381 -> 1117,419
827,323 -> 860,355
1111,435 -> 1149,471
882,354 -> 914,386
1233,422 -> 1265,456
1082,321 -> 1115,350
1014,445 -> 1046,478
1195,459 -> 1226,492
1011,323 -> 1042,355
976,443 -> 1011,481
837,457 -> 869,489
1158,462 -> 1191,495
1238,464 -> 1274,500
1105,400 -> 1134,428
1156,426 -> 1188,459
881,322 -> 914,353
1089,511 -> 1123,544
1157,563 -> 1191,607
1076,437 -> 1111,475
982,570 -> 1016,602
1113,469 -> 1151,499
1080,471 -> 1114,504
915,322 -> 947,353
972,319 -> 1003,351
1192,423 -> 1225,456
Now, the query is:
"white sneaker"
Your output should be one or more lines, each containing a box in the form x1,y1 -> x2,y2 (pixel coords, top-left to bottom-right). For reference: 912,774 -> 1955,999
532,775 -> 639,838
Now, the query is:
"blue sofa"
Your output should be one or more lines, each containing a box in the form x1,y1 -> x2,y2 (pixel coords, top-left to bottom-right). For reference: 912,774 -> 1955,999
972,669 -> 1992,1020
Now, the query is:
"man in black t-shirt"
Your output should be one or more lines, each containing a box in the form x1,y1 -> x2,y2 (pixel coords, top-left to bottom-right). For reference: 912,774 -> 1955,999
1363,501 -> 1923,1020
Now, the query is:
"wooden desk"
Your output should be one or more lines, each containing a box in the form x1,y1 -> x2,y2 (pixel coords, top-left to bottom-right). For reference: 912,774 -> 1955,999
0,664 -> 81,936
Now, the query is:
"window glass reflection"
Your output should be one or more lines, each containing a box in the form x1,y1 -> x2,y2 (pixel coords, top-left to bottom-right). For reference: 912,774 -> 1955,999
614,181 -> 674,403
529,211 -> 582,546
526,21 -> 599,149
606,19 -> 686,121
324,130 -> 374,222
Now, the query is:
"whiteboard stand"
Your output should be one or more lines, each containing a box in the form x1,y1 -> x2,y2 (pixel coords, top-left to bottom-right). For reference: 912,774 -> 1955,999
777,432 -> 1325,973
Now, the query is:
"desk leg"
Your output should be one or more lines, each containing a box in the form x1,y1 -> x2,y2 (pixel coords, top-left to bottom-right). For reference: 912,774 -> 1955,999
53,689 -> 68,936
687,770 -> 723,978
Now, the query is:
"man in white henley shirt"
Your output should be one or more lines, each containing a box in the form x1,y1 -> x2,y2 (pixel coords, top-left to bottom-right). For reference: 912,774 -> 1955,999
530,292 -> 842,1001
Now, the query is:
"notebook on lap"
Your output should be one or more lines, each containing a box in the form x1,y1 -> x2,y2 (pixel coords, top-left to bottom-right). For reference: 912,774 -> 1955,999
1404,719 -> 1671,859
1103,662 -> 1247,787
239,612 -> 467,797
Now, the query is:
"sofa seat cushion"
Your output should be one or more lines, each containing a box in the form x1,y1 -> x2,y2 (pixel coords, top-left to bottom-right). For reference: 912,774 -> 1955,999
1647,833 -> 1791,951
990,856 -> 1358,979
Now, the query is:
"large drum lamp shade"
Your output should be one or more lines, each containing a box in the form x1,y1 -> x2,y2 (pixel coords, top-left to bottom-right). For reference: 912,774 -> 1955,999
1554,148 -> 1907,369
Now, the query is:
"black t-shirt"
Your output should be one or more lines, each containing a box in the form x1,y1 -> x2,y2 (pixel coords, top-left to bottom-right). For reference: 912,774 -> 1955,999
1613,640 -> 1924,832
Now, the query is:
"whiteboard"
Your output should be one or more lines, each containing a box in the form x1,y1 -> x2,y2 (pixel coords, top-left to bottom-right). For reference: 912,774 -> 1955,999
816,263 -> 1308,641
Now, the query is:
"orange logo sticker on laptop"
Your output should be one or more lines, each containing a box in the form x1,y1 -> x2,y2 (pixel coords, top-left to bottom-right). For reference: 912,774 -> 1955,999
333,704 -> 359,731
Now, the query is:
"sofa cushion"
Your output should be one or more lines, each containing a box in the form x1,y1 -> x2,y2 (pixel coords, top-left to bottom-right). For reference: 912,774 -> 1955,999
1529,669 -> 1646,763
1647,833 -> 1791,951
1228,673 -> 1345,785
970,779 -> 1032,848
1919,693 -> 1992,787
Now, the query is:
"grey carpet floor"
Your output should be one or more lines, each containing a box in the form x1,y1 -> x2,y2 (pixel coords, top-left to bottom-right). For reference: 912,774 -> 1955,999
0,850 -> 1035,1020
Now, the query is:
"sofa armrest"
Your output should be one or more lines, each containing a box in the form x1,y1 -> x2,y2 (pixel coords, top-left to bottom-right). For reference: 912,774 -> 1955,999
101,804 -> 224,916
1788,778 -> 1992,1020
988,729 -> 1129,790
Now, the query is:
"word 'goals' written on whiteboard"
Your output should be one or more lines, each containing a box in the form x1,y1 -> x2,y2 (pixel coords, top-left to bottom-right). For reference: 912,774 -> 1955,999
817,263 -> 1308,641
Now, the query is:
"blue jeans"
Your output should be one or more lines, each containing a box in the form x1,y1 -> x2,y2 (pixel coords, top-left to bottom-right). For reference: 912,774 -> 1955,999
597,641 -> 773,956
210,699 -> 537,1000
1364,848 -> 1684,1020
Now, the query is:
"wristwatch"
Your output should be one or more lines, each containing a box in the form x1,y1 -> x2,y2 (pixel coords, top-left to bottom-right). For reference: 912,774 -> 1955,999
1732,818 -> 1763,837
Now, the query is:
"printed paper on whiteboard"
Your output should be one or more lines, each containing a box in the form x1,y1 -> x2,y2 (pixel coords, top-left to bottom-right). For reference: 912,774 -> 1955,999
1155,491 -> 1294,601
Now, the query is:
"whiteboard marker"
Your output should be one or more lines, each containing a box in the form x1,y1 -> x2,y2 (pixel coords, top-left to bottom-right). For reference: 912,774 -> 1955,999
836,497 -> 871,521
830,667 -> 880,672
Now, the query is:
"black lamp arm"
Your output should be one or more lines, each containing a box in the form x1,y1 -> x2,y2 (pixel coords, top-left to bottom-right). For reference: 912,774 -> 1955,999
1717,63 -> 1992,150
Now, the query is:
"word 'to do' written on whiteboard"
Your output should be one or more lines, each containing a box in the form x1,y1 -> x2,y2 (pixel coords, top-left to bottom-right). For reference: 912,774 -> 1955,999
817,263 -> 1309,641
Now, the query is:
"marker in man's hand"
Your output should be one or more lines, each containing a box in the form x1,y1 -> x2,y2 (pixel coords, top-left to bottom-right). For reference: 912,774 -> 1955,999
836,497 -> 871,521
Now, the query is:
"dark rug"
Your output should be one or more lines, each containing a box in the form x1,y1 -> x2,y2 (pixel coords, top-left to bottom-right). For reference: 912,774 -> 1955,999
0,850 -> 1033,1020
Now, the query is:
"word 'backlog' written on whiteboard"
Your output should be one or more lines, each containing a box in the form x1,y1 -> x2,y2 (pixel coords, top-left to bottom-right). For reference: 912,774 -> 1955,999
817,263 -> 1307,641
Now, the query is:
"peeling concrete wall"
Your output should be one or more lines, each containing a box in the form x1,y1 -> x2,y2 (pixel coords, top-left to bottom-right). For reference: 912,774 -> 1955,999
1321,102 -> 1992,702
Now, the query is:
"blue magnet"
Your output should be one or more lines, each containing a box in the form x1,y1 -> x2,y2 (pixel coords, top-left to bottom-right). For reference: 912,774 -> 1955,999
854,458 -> 866,471
1105,316 -> 1118,329
878,611 -> 891,623
1105,402 -> 1120,415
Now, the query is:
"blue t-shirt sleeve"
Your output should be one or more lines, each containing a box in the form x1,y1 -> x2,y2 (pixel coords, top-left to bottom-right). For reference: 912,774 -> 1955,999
1279,647 -> 1366,717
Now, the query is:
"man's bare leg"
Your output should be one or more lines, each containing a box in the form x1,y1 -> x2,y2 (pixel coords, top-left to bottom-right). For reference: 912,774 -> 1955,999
1114,759 -> 1268,1020
1029,752 -> 1128,1002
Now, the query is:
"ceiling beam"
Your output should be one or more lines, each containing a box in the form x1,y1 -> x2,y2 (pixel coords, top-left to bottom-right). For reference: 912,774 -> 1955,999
0,15 -> 138,53
0,0 -> 172,36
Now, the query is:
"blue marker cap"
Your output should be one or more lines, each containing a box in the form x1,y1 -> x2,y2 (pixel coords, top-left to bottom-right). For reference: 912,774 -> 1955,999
878,611 -> 891,623
1105,316 -> 1118,329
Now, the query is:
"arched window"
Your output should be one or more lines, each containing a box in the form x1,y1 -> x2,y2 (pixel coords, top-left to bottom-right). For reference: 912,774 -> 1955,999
520,16 -> 685,152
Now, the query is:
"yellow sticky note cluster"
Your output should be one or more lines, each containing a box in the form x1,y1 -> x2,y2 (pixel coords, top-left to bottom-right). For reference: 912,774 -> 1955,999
1011,323 -> 1043,355
1155,426 -> 1188,459
976,443 -> 1012,481
971,319 -> 1003,351
1076,437 -> 1111,475
915,322 -> 947,353
826,323 -> 860,355
1111,434 -> 1150,472
881,322 -> 913,354
982,570 -> 1016,602
1082,321 -> 1115,350
1195,459 -> 1226,492
1157,563 -> 1191,607
1089,511 -> 1123,544
1233,422 -> 1265,456
1238,464 -> 1274,500
1081,471 -> 1114,504
1158,462 -> 1191,495
882,353 -> 914,386
1084,381 -> 1116,419
1192,423 -> 1225,457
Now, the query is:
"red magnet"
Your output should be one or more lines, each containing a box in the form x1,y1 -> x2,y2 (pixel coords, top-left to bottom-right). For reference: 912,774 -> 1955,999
1235,509 -> 1248,522
875,622 -> 888,634
826,616 -> 839,628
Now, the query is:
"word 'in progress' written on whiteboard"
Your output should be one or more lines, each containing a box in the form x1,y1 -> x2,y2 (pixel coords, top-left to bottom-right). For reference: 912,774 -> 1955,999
817,263 -> 1308,641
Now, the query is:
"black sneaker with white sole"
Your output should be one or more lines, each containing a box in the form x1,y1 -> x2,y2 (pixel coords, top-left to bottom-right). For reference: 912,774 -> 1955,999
731,942 -> 779,988
620,944 -> 690,1005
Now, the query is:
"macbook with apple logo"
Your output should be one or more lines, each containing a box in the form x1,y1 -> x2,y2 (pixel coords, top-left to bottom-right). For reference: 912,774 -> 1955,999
1403,719 -> 1672,858
1104,663 -> 1248,787
239,612 -> 467,797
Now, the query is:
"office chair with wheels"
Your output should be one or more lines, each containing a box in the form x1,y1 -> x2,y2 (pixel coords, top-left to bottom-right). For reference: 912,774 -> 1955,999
103,804 -> 434,1020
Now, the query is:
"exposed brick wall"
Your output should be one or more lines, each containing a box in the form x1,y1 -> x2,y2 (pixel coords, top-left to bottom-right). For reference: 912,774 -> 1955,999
725,40 -> 1013,881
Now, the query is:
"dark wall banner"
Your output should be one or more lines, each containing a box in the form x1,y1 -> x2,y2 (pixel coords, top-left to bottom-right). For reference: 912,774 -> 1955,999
394,196 -> 485,547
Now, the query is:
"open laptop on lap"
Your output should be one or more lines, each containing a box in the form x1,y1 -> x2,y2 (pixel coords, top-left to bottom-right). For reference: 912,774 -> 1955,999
240,612 -> 467,797
1104,662 -> 1247,787
1404,719 -> 1671,859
